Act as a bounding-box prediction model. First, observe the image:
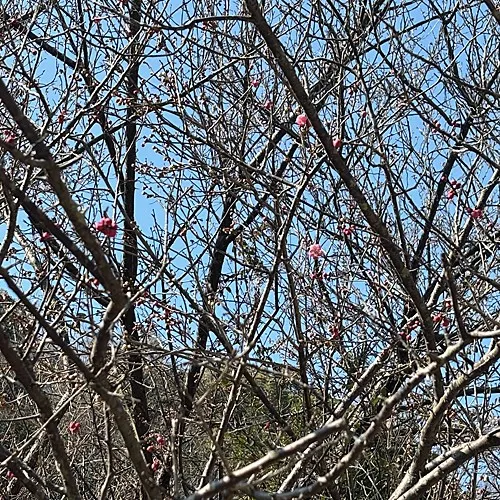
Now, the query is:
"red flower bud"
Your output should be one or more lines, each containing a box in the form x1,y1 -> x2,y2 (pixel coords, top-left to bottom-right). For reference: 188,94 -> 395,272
40,232 -> 53,242
95,217 -> 118,238
68,421 -> 81,434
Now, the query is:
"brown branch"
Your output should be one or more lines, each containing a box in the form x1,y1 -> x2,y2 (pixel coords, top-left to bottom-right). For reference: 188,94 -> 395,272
0,268 -> 164,499
397,429 -> 500,500
0,324 -> 81,499
391,339 -> 500,499
0,442 -> 51,499
185,417 -> 347,500
243,0 -> 442,396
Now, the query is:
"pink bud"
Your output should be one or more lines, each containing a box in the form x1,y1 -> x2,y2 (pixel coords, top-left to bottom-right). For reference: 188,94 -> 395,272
296,114 -> 308,127
3,131 -> 16,145
432,313 -> 443,323
95,217 -> 118,238
360,110 -> 367,118
399,331 -> 411,342
308,243 -> 323,259
6,471 -> 14,479
470,209 -> 483,219
156,435 -> 166,447
251,79 -> 260,88
151,458 -> 160,472
332,137 -> 342,149
441,317 -> 450,328
40,232 -> 53,242
446,189 -> 456,200
407,320 -> 420,331
263,99 -> 273,110
68,421 -> 81,434
330,325 -> 340,340
146,445 -> 155,453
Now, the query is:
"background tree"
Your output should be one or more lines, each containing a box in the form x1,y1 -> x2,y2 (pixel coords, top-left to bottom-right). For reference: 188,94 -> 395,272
0,0 -> 499,498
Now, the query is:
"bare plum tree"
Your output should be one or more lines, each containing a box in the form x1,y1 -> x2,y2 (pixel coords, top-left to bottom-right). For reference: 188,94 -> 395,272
0,0 -> 499,499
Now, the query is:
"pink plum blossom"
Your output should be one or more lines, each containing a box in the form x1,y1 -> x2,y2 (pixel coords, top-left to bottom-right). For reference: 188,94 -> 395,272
40,232 -> 53,242
446,189 -> 456,200
296,114 -> 308,127
308,243 -> 323,259
433,313 -> 443,323
95,216 -> 118,238
68,421 -> 81,434
330,325 -> 340,340
263,99 -> 273,110
3,131 -> 16,145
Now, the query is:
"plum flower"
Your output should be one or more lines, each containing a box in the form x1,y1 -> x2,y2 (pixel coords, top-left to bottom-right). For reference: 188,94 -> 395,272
399,331 -> 411,342
432,313 -> 443,323
68,421 -> 81,434
446,189 -> 456,200
156,435 -> 166,447
251,79 -> 260,88
441,316 -> 450,328
263,99 -> 273,110
342,226 -> 354,237
40,232 -> 53,242
3,131 -> 16,145
330,325 -> 340,340
470,208 -> 483,219
95,216 -> 118,238
308,243 -> 323,259
332,137 -> 342,149
151,458 -> 161,471
296,114 -> 308,127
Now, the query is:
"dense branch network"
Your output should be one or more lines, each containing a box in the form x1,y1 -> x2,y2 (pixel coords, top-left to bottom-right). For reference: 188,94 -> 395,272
0,0 -> 499,499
